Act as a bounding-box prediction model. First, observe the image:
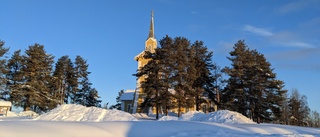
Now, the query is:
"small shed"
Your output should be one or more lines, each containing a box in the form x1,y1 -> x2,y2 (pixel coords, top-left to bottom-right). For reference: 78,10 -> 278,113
119,90 -> 135,113
0,101 -> 12,116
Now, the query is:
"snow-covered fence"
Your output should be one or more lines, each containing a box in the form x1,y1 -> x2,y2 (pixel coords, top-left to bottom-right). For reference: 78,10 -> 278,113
0,101 -> 12,116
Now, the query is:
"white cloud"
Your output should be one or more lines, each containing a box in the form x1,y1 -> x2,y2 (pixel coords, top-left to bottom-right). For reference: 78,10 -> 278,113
243,25 -> 273,37
277,0 -> 319,14
269,31 -> 316,48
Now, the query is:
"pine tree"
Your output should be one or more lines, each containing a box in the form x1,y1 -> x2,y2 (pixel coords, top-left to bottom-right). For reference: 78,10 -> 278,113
86,88 -> 101,107
189,40 -> 216,112
53,55 -> 77,104
222,40 -> 249,114
0,40 -> 9,100
6,50 -> 25,107
222,40 -> 287,123
22,44 -> 56,112
74,55 -> 100,107
288,89 -> 310,126
134,51 -> 167,119
109,90 -> 124,110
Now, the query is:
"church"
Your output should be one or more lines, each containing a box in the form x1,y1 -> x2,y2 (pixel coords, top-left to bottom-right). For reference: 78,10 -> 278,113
120,11 -> 215,115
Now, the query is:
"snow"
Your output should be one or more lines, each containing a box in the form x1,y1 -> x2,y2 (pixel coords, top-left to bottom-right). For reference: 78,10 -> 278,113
158,110 -> 256,124
119,90 -> 135,100
19,110 -> 39,118
1,104 -> 319,137
35,104 -> 137,122
158,116 -> 178,121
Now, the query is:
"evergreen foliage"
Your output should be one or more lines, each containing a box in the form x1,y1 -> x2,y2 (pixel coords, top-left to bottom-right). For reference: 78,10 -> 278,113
52,55 -> 77,104
287,89 -> 310,126
21,44 -> 56,112
222,40 -> 287,123
0,40 -> 9,100
74,55 -> 101,107
135,35 -> 218,117
6,50 -> 25,107
109,89 -> 124,110
1,39 -> 101,112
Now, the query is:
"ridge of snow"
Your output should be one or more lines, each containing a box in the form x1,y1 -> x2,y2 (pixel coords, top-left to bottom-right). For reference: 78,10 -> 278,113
159,110 -> 256,124
34,104 -> 137,122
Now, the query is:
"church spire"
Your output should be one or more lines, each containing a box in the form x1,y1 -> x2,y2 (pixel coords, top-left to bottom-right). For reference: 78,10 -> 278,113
148,10 -> 155,39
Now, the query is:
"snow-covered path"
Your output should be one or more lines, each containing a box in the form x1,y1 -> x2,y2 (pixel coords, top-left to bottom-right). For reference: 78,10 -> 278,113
0,120 -> 319,137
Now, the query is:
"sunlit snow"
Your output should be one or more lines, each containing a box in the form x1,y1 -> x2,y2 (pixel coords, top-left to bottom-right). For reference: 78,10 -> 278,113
0,104 -> 319,137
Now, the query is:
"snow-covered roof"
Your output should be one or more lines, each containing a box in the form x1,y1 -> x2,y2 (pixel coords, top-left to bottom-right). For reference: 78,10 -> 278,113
0,100 -> 12,107
119,90 -> 135,101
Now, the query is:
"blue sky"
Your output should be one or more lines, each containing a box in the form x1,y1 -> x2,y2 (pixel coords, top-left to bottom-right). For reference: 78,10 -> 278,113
1,0 -> 319,112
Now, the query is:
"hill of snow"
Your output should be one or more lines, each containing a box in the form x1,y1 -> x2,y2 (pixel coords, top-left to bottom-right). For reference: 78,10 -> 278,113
159,110 -> 256,124
34,104 -> 137,122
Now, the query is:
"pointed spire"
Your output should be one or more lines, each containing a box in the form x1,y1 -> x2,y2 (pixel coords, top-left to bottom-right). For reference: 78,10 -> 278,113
148,10 -> 155,39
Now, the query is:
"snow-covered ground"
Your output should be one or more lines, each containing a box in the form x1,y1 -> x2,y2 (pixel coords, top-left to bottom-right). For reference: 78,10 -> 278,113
0,104 -> 319,137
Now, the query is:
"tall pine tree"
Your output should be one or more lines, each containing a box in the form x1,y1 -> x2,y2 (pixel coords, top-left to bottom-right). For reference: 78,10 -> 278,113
0,40 -> 10,100
53,55 -> 77,104
6,50 -> 25,107
74,55 -> 101,107
222,40 -> 287,123
22,44 -> 56,112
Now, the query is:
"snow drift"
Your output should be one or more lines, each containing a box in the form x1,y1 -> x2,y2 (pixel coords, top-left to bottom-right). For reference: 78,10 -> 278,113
160,110 -> 256,124
34,104 -> 137,122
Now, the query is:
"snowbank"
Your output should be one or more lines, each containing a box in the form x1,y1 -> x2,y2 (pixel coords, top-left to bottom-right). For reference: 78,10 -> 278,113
35,104 -> 137,122
132,113 -> 149,118
158,116 -> 179,121
159,110 -> 256,124
19,111 -> 39,118
6,111 -> 18,117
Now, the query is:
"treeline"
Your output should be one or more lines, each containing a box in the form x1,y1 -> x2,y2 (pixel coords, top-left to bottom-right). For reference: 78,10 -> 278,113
135,35 -> 319,127
0,40 -> 101,113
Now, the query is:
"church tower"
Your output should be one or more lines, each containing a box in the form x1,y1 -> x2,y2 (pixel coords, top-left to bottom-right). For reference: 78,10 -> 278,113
132,11 -> 157,113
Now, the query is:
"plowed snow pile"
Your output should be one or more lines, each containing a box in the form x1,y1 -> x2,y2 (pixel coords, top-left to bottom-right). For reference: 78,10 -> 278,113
34,104 -> 137,122
160,110 -> 256,124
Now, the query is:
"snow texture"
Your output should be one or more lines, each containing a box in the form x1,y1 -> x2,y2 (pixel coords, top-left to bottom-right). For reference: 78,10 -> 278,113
19,110 -> 39,118
34,104 -> 137,121
1,104 -> 319,137
119,90 -> 135,100
158,116 -> 179,121
158,110 -> 256,124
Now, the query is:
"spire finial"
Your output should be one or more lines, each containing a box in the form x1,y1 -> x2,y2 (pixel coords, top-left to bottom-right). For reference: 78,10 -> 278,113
148,10 -> 155,39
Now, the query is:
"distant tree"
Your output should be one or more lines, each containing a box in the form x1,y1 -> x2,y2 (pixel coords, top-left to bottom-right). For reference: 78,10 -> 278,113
109,89 -> 124,110
280,92 -> 290,125
85,88 -> 101,107
288,89 -> 310,126
309,110 -> 320,127
0,40 -> 10,100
